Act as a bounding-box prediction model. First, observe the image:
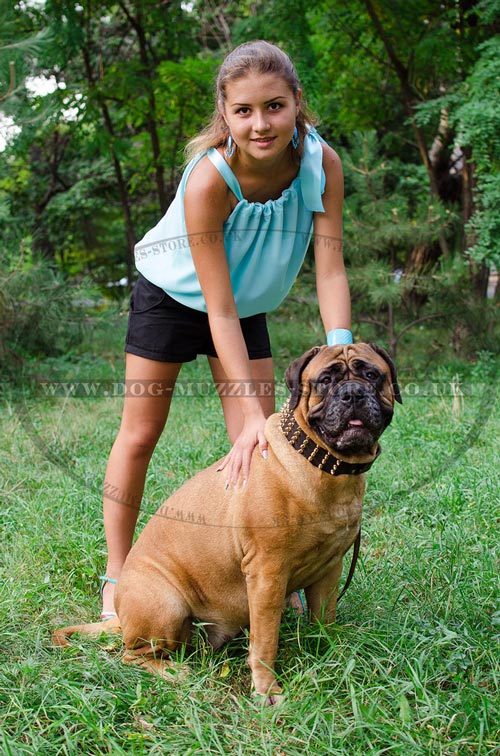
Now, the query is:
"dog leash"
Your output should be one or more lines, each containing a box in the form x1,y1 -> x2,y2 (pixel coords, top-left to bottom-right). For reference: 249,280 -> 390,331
337,528 -> 361,602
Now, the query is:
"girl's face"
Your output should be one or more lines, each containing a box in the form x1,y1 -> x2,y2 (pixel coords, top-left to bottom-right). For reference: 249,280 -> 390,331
223,72 -> 300,162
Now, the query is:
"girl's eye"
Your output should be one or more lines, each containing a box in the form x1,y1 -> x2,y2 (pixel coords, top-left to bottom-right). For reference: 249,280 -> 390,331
269,102 -> 282,111
236,107 -> 250,115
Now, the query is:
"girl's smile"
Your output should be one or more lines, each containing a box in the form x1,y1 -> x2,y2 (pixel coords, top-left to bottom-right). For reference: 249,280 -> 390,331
251,136 -> 276,148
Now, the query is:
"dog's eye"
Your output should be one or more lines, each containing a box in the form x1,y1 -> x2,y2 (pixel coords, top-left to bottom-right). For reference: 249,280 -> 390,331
365,370 -> 378,381
318,375 -> 332,385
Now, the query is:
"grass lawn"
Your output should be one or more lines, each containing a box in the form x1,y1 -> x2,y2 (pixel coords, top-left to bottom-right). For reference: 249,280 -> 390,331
1,294 -> 499,755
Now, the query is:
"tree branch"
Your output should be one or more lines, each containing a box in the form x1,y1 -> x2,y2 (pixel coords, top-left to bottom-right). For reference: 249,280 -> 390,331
363,0 -> 409,81
0,61 -> 15,104
394,313 -> 445,344
359,313 -> 445,343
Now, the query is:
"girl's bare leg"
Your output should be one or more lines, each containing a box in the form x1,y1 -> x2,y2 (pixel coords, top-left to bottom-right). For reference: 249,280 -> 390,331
101,353 -> 182,616
208,356 -> 275,443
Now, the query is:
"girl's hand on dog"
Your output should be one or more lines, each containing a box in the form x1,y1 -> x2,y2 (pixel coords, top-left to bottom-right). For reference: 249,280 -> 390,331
217,411 -> 268,489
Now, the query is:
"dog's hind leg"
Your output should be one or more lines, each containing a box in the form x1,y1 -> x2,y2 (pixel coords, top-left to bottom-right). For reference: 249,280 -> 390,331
118,581 -> 193,678
204,623 -> 242,650
121,620 -> 192,679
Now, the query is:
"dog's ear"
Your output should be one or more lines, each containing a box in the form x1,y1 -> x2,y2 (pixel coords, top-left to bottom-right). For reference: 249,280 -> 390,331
369,343 -> 403,404
285,346 -> 323,410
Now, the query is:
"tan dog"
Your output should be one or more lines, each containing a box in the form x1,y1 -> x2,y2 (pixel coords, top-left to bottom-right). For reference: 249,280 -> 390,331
54,343 -> 401,704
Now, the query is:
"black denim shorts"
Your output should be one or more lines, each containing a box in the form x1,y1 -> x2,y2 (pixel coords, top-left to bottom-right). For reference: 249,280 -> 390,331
125,274 -> 272,363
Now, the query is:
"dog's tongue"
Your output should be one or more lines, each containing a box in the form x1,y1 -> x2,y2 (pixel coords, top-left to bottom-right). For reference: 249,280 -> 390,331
349,419 -> 364,427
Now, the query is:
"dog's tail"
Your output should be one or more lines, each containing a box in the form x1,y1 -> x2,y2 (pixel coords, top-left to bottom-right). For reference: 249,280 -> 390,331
52,616 -> 121,647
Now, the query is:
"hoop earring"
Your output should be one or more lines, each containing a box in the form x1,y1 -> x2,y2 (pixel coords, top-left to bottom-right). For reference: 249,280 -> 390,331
225,135 -> 235,159
291,126 -> 299,149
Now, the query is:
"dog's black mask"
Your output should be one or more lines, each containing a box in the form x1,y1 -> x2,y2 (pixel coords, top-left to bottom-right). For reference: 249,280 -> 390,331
308,363 -> 394,454
285,344 -> 401,456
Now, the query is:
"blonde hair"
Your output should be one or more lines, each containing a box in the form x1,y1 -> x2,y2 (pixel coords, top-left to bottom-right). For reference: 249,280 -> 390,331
184,40 -> 317,162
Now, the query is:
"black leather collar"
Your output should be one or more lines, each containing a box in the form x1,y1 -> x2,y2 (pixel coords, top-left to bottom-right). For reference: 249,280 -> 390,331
279,400 -> 381,476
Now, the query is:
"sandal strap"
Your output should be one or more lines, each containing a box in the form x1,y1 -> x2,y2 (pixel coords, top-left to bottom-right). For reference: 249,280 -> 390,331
296,589 -> 307,614
100,611 -> 117,622
99,574 -> 118,596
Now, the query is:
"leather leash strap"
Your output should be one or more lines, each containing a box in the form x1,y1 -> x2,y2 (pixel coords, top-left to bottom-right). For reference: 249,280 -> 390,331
337,529 -> 361,602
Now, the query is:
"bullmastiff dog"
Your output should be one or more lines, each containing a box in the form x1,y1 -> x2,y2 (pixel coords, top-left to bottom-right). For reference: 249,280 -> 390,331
54,343 -> 401,704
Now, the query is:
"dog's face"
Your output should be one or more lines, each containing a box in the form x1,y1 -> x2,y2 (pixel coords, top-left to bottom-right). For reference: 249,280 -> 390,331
285,344 -> 402,456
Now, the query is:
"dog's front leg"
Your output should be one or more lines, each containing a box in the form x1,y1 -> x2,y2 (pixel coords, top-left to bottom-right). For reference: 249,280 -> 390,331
245,570 -> 287,704
305,560 -> 344,624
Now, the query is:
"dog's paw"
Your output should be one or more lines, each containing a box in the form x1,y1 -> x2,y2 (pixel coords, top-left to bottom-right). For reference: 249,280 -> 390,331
265,692 -> 284,707
252,687 -> 284,707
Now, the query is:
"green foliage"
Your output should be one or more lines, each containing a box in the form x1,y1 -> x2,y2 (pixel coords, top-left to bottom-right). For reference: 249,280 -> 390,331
465,173 -> 500,267
0,0 -> 499,358
341,131 -> 456,354
231,0 -> 318,93
414,29 -> 500,267
308,0 -> 481,148
310,0 -> 499,310
155,56 -> 216,158
0,2 -> 52,103
0,244 -> 101,378
455,39 -> 500,168
453,37 -> 500,266
309,3 -> 401,138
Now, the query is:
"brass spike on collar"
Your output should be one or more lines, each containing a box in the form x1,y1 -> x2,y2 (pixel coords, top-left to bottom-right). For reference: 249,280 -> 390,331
279,399 -> 380,476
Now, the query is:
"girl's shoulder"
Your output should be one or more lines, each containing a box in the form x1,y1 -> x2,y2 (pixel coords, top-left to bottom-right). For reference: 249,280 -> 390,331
184,152 -> 229,195
183,151 -> 236,223
320,141 -> 343,189
320,140 -> 342,169
183,151 -> 234,214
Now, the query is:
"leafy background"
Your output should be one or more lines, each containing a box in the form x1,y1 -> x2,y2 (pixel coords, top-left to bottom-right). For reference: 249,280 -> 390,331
1,0 -> 499,376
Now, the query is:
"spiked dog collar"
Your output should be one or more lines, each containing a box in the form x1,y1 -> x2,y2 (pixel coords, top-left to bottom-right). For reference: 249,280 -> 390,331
279,399 -> 380,476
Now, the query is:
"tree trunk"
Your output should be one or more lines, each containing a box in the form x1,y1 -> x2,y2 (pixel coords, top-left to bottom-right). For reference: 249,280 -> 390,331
32,129 -> 71,261
100,102 -> 136,287
119,0 -> 168,213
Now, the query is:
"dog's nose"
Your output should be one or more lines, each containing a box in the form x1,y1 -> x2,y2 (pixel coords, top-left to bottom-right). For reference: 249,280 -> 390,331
338,382 -> 368,407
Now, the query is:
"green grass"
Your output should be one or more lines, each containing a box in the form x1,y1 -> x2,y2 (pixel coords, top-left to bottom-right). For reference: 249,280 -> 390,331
1,298 -> 499,755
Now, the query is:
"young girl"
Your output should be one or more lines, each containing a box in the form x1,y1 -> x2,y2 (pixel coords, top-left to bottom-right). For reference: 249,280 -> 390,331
100,40 -> 352,619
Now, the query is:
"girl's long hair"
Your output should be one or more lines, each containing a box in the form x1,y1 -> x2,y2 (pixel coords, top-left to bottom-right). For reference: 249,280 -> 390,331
184,40 -> 317,162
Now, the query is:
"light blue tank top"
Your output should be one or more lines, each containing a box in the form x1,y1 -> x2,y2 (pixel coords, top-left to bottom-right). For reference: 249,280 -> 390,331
134,127 -> 326,318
